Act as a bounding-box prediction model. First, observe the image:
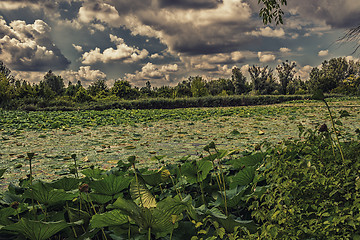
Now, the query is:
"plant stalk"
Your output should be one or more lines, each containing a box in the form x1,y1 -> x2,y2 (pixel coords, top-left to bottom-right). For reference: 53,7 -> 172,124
323,100 -> 345,163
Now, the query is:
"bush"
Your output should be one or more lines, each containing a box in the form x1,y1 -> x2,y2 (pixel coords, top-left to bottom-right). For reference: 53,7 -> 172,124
248,128 -> 360,239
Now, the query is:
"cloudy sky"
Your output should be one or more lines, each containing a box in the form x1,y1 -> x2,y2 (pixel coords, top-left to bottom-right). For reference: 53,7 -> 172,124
1,0 -> 360,87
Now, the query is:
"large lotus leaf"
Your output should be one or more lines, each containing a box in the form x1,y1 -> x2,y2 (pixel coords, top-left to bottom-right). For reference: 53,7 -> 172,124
130,179 -> 156,208
229,166 -> 256,188
0,168 -> 6,178
90,210 -> 128,228
90,174 -> 131,196
228,152 -> 265,170
81,168 -> 105,179
50,177 -> 80,191
0,207 -> 17,226
111,196 -> 152,230
67,207 -> 91,225
202,150 -> 229,162
182,160 -> 213,184
112,196 -> 186,238
0,190 -> 23,205
3,218 -> 72,240
88,193 -> 113,204
214,186 -> 248,208
217,217 -> 258,233
23,181 -> 77,205
140,168 -> 171,186
151,208 -> 176,238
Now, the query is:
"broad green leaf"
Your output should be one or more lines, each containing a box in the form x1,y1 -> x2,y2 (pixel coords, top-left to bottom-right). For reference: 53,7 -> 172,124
229,167 -> 256,188
66,207 -> 91,225
88,193 -> 113,204
50,177 -> 80,191
23,181 -> 76,205
202,150 -> 229,162
3,218 -> 71,240
111,196 -> 151,229
0,207 -> 17,225
182,160 -> 213,184
130,179 -> 156,208
228,152 -> 265,170
217,217 -> 258,233
90,174 -> 131,196
0,168 -> 6,178
214,186 -> 248,208
90,210 -> 128,228
81,168 -> 105,179
157,195 -> 193,217
141,168 -> 170,186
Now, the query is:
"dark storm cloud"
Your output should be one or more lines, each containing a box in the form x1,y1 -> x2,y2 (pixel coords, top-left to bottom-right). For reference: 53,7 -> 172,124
158,0 -> 222,9
103,0 -> 151,14
58,1 -> 82,20
0,0 -> 58,9
287,0 -> 360,29
0,18 -> 70,71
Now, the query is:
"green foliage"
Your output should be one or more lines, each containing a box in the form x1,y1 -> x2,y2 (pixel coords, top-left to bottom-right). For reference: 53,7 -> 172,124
43,71 -> 64,95
248,65 -> 278,95
258,0 -> 287,25
276,60 -> 296,95
248,129 -> 360,239
3,218 -> 76,240
190,76 -> 210,97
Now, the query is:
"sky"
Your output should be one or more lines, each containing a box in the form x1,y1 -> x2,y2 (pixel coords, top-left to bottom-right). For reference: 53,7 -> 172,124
1,0 -> 360,88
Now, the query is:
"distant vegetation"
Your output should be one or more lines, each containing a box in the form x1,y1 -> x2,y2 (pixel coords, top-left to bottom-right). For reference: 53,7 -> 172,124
1,57 -> 360,110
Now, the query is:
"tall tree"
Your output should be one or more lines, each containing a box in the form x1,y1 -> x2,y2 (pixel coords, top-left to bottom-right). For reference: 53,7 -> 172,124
174,80 -> 192,98
276,60 -> 296,95
0,61 -> 15,83
190,76 -> 209,97
88,79 -> 108,97
231,67 -> 248,94
248,65 -> 277,94
111,80 -> 139,100
43,70 -> 65,95
0,72 -> 14,104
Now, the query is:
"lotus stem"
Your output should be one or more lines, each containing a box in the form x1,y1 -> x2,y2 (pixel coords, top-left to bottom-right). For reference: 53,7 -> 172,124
323,100 -> 345,163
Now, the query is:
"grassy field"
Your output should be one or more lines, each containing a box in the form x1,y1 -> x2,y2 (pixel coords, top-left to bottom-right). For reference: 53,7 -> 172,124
0,98 -> 359,191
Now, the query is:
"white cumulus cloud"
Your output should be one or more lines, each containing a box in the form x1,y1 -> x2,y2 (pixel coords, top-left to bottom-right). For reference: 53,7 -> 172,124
318,50 -> 329,57
81,34 -> 149,64
258,52 -> 276,63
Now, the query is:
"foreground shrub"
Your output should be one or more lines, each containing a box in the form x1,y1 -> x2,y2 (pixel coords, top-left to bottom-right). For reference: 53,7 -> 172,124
248,127 -> 360,239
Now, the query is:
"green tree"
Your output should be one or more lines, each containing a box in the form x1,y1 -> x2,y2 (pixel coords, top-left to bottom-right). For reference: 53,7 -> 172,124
155,86 -> 174,98
37,81 -> 56,100
231,67 -> 249,94
276,60 -> 296,94
0,72 -> 14,104
248,65 -> 278,94
75,86 -> 92,103
65,82 -> 77,97
88,79 -> 108,97
206,78 -> 235,96
190,76 -> 209,97
0,61 -> 14,82
174,80 -> 192,98
111,80 -> 139,100
140,81 -> 153,98
15,80 -> 36,98
43,70 -> 65,95
308,57 -> 352,93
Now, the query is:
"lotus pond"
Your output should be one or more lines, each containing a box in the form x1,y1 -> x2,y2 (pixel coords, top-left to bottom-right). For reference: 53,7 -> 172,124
0,98 -> 359,192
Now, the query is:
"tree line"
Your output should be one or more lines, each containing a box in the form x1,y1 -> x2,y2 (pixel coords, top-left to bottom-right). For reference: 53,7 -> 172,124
1,57 -> 360,109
